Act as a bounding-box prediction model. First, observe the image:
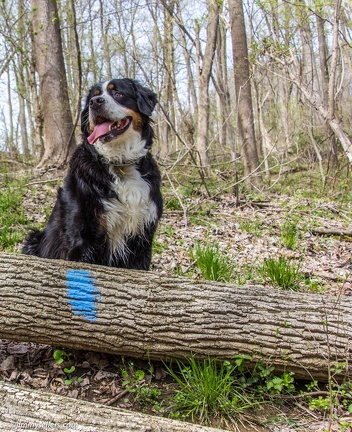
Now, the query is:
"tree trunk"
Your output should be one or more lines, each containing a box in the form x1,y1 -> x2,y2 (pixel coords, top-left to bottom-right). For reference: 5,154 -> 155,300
315,1 -> 338,168
215,18 -> 236,161
99,0 -> 112,79
6,66 -> 16,157
195,0 -> 220,169
16,0 -> 30,161
158,0 -> 176,158
315,5 -> 329,103
31,0 -> 76,168
228,0 -> 262,188
28,37 -> 44,160
0,253 -> 351,382
0,382 -> 221,432
327,0 -> 342,166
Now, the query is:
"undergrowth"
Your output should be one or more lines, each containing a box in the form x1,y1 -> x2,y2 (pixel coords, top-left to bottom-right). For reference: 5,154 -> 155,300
163,355 -> 352,429
258,256 -> 302,291
46,349 -> 352,431
280,220 -> 298,250
0,175 -> 30,251
191,243 -> 234,282
164,357 -> 253,425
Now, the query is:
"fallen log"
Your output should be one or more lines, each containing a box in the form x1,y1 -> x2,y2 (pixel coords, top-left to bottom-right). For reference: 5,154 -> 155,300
311,227 -> 352,238
0,252 -> 351,382
0,381 -> 225,432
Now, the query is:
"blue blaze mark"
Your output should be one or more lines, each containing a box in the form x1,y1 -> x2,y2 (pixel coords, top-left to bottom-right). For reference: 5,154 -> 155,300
66,270 -> 101,322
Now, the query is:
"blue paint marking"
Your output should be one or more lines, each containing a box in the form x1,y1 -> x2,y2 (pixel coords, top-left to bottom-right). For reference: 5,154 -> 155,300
66,270 -> 101,322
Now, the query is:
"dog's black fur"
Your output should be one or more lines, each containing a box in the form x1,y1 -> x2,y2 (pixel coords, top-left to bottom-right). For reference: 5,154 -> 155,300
22,78 -> 162,270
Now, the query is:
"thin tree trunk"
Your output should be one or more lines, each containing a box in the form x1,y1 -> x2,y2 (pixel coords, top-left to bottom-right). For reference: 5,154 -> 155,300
256,89 -> 271,180
28,32 -> 44,160
16,77 -> 29,159
315,1 -> 338,168
327,0 -> 342,166
16,0 -> 30,160
0,253 -> 351,382
316,6 -> 329,102
157,0 -> 176,158
88,1 -> 98,85
99,0 -> 112,78
6,66 -> 16,157
215,18 -> 236,160
195,0 -> 220,169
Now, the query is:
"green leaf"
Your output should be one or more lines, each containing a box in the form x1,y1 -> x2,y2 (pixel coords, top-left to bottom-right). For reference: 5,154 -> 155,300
53,350 -> 66,364
135,370 -> 145,381
63,366 -> 76,374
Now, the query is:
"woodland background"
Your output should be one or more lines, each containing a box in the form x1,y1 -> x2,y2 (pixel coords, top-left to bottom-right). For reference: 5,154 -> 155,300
0,0 -> 351,188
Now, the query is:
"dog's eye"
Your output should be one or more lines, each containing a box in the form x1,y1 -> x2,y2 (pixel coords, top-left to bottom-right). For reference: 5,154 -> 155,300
113,91 -> 123,98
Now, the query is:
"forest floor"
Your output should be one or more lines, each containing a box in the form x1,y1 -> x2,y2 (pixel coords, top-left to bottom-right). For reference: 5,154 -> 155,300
1,164 -> 352,431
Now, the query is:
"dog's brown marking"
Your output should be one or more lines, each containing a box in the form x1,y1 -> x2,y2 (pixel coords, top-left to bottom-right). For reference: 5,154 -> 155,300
130,111 -> 143,133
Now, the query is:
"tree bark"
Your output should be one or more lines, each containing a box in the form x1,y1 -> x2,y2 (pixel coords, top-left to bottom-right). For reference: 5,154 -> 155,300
5,66 -> 16,157
31,0 -> 76,168
315,4 -> 329,103
0,253 -> 351,382
228,0 -> 262,188
214,18 -> 236,161
16,0 -> 30,161
326,0 -> 342,165
0,382 -> 222,432
315,1 -> 339,167
156,0 -> 177,158
195,0 -> 220,169
99,0 -> 112,79
28,27 -> 44,160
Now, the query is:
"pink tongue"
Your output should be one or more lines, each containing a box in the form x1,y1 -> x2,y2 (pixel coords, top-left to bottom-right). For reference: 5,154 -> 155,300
87,122 -> 114,145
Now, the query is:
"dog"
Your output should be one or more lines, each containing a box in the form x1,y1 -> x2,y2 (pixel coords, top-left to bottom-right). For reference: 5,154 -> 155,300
22,78 -> 163,270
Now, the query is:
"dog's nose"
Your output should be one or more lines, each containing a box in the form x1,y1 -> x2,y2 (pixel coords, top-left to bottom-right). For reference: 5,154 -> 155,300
89,96 -> 105,109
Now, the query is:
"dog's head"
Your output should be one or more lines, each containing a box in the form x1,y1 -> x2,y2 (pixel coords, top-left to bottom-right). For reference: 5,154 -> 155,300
81,78 -> 157,163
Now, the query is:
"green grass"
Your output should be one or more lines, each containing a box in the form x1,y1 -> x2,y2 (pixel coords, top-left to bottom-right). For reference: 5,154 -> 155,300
280,220 -> 298,250
239,219 -> 263,237
191,243 -> 234,282
258,256 -> 302,291
165,196 -> 183,211
0,176 -> 30,251
165,357 -> 252,425
270,163 -> 352,204
164,355 -> 299,426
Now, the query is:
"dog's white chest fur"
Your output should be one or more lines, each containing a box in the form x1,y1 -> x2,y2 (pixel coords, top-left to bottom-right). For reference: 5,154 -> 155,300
103,165 -> 158,257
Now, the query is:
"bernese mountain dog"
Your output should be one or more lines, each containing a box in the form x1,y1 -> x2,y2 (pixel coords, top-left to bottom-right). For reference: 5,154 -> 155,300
22,78 -> 163,270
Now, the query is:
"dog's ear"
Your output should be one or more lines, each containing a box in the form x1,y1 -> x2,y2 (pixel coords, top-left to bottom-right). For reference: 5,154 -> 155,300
81,83 -> 102,135
133,81 -> 157,116
80,92 -> 92,135
81,105 -> 89,134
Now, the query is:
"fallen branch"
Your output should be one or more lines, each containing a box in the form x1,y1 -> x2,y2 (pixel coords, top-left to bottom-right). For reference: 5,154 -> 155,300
311,227 -> 352,237
0,252 -> 351,382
